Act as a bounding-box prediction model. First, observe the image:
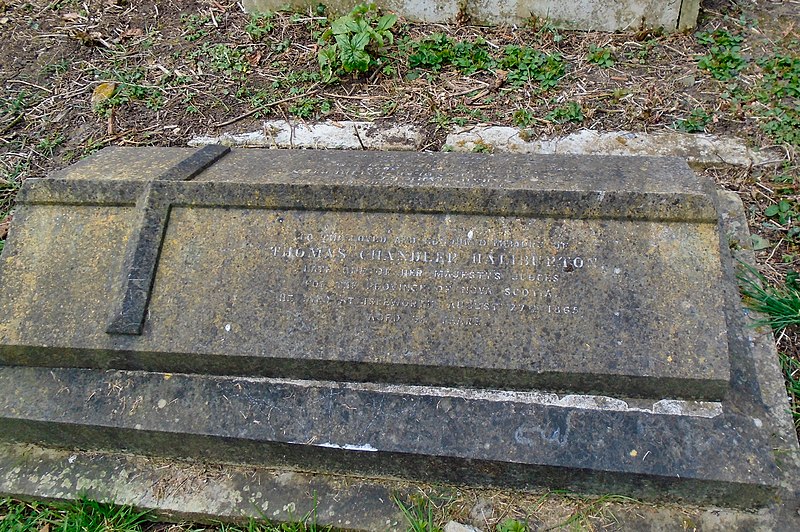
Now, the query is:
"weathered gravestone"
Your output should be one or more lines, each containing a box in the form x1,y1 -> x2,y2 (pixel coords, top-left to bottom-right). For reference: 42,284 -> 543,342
0,147 -> 797,517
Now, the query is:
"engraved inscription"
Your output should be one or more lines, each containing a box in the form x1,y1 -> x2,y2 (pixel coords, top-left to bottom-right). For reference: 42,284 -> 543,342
263,211 -> 603,328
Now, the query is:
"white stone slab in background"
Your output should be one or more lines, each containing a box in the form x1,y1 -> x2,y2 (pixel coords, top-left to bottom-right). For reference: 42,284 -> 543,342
445,127 -> 781,167
243,0 -> 700,32
190,120 -> 423,151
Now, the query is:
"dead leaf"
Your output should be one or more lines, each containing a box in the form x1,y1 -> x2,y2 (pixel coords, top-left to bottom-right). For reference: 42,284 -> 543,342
493,69 -> 507,89
247,50 -> 262,67
62,12 -> 81,23
72,30 -> 106,46
120,27 -> 143,39
91,82 -> 117,109
38,522 -> 50,532
0,215 -> 12,239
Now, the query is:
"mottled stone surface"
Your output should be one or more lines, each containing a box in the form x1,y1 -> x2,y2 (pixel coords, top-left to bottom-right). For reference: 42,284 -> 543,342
0,442 -> 406,530
0,148 -> 797,514
243,1 -> 700,31
0,149 -> 730,400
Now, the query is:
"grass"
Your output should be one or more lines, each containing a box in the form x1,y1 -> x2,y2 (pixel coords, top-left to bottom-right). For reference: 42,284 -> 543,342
0,497 -> 331,532
550,493 -> 641,530
738,263 -> 800,431
395,495 -> 442,532
0,490 -> 668,532
0,496 -> 152,532
738,263 -> 800,333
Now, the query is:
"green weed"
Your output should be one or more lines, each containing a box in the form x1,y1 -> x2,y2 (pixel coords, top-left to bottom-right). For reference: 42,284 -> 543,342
758,54 -> 800,99
92,66 -> 167,116
696,29 -> 746,81
37,133 -> 65,157
545,101 -> 584,123
497,518 -> 528,532
697,28 -> 744,48
288,98 -> 331,118
673,108 -> 713,133
723,50 -> 800,146
633,38 -> 660,64
407,36 -> 497,75
246,12 -> 275,42
43,59 -> 70,75
406,34 -> 454,71
451,38 -> 495,74
587,45 -> 614,68
759,105 -> 800,146
430,109 -> 451,130
181,13 -> 211,42
472,141 -> 493,153
1,91 -> 28,117
317,3 -> 397,82
513,108 -> 535,127
500,46 -> 565,89
271,70 -> 321,90
765,200 -> 796,226
764,198 -> 800,240
1,160 -> 28,200
192,43 -> 251,79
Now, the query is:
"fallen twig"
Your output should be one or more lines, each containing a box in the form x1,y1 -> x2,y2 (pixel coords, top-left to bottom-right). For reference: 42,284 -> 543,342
212,86 -> 320,128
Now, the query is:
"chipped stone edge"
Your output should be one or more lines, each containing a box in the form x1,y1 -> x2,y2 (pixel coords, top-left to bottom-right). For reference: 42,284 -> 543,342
191,123 -> 782,169
189,120 -> 423,151
444,127 -> 783,168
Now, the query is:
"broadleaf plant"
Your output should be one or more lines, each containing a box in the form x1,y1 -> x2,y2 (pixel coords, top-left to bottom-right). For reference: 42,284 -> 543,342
318,3 -> 397,82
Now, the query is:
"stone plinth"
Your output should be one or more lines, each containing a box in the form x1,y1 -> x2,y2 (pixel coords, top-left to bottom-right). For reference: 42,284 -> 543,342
0,149 -> 729,400
0,148 -> 797,515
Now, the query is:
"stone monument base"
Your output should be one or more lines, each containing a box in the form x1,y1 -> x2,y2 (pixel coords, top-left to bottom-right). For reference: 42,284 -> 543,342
243,0 -> 701,32
0,149 -> 797,528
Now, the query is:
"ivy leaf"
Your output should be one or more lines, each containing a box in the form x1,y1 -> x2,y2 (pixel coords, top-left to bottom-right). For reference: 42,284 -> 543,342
335,34 -> 370,72
379,29 -> 394,46
352,32 -> 370,51
91,82 -> 117,110
376,14 -> 397,32
752,234 -> 771,250
318,45 -> 337,82
331,15 -> 354,35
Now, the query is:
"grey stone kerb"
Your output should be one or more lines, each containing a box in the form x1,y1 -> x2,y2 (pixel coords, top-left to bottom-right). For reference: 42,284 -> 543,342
243,0 -> 700,32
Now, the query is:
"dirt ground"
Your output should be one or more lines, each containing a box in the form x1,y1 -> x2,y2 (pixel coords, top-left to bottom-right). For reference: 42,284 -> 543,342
0,0 -> 799,508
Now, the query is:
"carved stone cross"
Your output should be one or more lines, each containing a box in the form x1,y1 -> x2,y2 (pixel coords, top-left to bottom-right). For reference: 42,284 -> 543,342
101,145 -> 230,334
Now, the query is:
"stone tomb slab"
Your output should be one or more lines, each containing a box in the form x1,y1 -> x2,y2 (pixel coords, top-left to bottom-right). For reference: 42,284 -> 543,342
0,148 -> 729,400
0,148 -> 798,513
